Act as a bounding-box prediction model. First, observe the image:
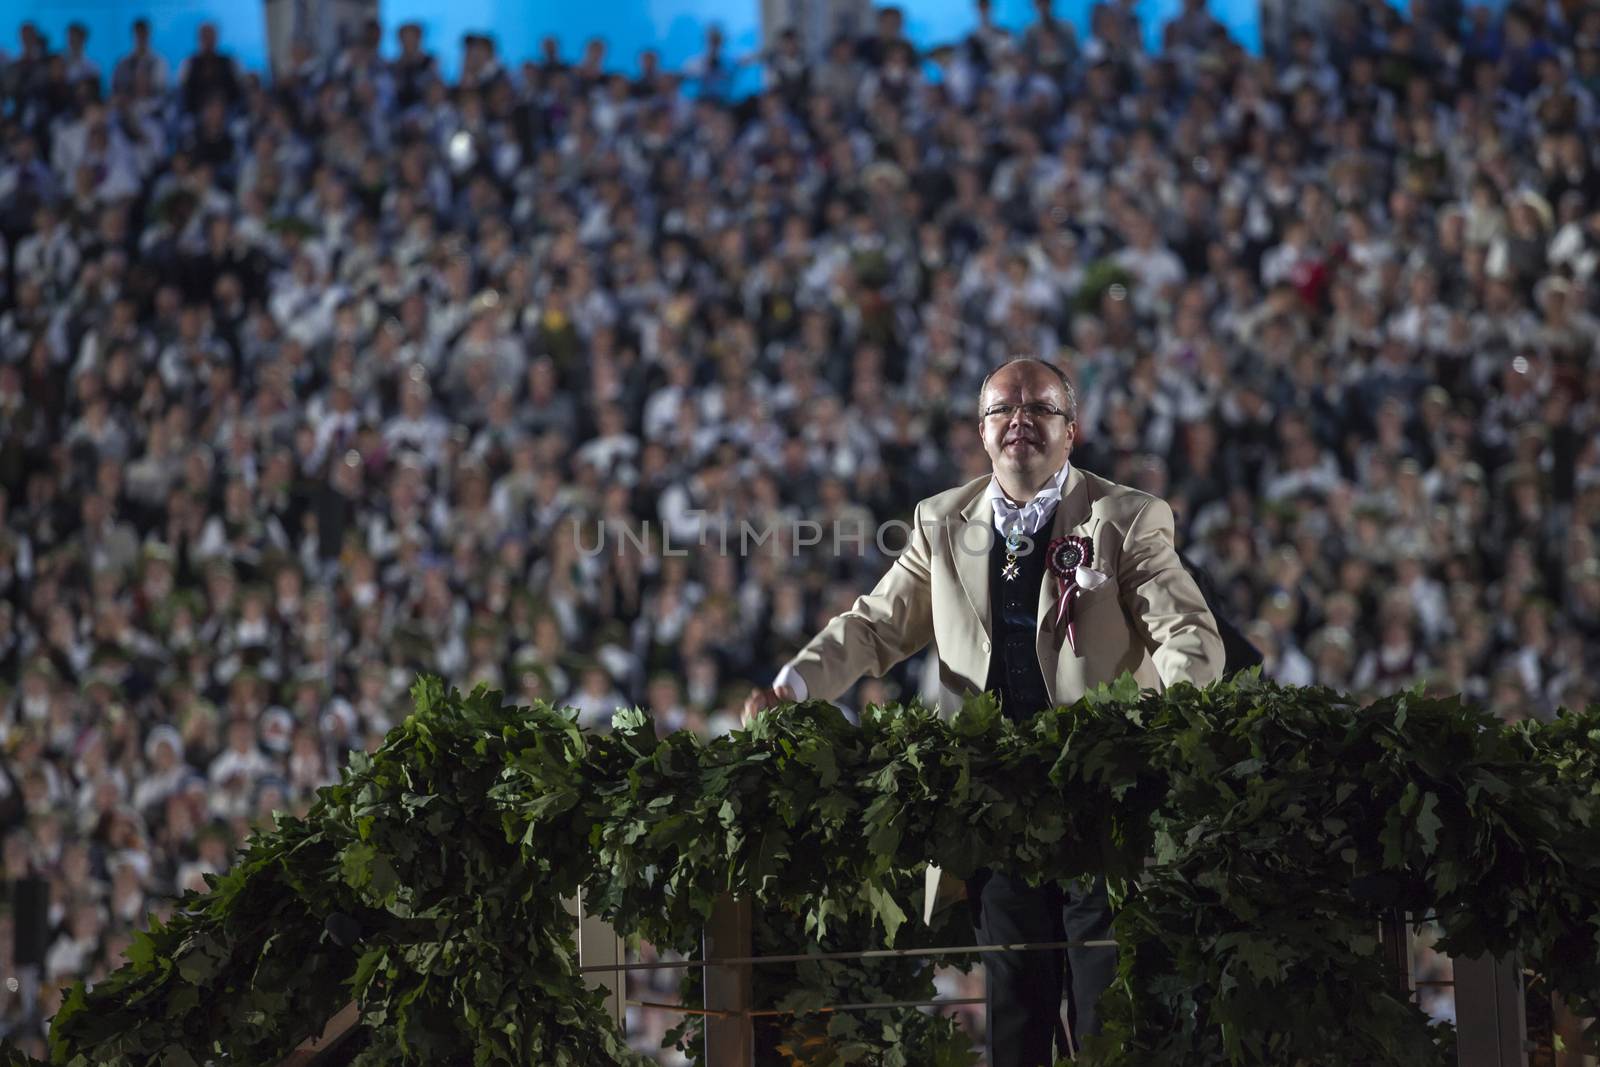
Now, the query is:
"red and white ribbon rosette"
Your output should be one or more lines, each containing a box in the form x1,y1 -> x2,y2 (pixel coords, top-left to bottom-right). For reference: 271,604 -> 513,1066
1044,535 -> 1109,654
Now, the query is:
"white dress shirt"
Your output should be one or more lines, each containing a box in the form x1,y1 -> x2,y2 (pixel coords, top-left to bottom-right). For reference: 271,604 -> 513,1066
774,460 -> 1073,702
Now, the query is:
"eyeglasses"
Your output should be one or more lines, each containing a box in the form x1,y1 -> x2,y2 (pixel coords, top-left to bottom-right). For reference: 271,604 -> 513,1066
982,402 -> 1071,421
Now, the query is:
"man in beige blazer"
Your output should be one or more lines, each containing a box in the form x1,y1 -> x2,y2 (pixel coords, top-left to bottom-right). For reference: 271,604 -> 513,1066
744,357 -> 1223,1064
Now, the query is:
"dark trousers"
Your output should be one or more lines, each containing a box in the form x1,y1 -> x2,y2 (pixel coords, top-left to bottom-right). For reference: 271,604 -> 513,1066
967,872 -> 1116,1066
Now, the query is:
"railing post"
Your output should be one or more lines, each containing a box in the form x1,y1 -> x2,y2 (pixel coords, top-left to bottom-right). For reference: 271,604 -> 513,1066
1379,909 -> 1412,994
703,894 -> 754,1064
1551,996 -> 1585,1067
1455,954 -> 1527,1067
566,890 -> 626,1029
275,1002 -> 361,1066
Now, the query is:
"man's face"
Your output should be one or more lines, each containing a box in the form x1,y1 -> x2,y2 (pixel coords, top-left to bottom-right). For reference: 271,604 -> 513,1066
977,362 -> 1076,485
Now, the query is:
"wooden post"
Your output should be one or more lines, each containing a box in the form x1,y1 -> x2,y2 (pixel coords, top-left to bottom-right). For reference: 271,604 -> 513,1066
1550,996 -> 1586,1067
1455,954 -> 1528,1067
274,1002 -> 360,1065
1379,909 -> 1411,994
703,894 -> 754,1064
566,891 -> 626,1028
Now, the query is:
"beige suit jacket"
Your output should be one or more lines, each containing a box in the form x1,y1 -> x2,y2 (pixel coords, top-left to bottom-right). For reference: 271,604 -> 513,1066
783,465 -> 1224,709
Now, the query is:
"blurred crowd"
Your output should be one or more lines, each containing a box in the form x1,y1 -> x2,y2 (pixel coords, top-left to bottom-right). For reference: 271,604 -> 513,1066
2,0 -> 1600,1056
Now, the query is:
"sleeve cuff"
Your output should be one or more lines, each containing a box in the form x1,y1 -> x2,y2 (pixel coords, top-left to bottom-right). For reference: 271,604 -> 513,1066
773,664 -> 809,703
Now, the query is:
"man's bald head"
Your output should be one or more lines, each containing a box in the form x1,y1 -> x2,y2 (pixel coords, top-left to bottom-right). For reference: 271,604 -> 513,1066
977,358 -> 1078,500
977,358 -> 1077,421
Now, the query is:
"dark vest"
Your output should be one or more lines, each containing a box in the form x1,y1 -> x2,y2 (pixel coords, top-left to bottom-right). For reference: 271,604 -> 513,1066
983,508 -> 1055,721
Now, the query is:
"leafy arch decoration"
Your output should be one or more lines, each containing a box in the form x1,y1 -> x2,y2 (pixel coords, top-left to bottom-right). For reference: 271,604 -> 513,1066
13,675 -> 1600,1066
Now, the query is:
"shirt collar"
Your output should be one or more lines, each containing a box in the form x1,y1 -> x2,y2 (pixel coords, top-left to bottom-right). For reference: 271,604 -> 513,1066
987,458 -> 1072,533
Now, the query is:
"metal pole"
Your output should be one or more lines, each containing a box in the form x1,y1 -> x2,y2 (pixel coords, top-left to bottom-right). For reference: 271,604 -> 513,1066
627,996 -> 988,1018
578,937 -> 1115,974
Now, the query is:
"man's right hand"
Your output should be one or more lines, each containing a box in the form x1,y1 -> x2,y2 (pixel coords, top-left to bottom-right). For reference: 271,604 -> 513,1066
741,684 -> 796,727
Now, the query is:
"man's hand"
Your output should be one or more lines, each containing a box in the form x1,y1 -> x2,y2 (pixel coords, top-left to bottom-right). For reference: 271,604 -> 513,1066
741,684 -> 796,727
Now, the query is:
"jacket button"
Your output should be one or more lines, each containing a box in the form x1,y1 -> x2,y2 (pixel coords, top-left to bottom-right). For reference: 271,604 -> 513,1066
982,640 -> 992,654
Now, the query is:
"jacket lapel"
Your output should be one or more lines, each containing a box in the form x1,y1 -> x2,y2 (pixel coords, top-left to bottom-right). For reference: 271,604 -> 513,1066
1035,466 -> 1090,699
950,487 -> 994,639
